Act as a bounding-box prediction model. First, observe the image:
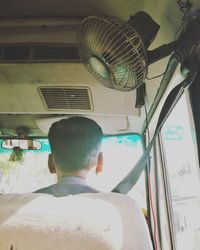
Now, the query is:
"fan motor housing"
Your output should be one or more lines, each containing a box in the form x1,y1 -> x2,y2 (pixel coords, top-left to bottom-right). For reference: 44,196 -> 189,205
128,11 -> 160,49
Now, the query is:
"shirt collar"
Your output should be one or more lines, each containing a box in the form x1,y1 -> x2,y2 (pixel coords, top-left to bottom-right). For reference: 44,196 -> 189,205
58,176 -> 86,185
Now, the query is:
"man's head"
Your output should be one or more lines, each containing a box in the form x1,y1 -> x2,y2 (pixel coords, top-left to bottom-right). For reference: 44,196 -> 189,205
48,116 -> 103,176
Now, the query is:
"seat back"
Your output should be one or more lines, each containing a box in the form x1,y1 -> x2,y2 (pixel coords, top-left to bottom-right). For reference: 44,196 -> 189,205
0,192 -> 153,250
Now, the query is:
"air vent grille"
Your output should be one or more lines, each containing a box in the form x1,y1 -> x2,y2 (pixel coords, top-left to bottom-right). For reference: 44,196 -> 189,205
34,46 -> 79,60
39,87 -> 93,111
4,46 -> 30,60
0,44 -> 80,62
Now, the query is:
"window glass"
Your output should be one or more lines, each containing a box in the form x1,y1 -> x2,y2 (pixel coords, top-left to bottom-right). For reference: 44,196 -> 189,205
87,134 -> 146,208
161,92 -> 200,250
0,139 -> 53,193
0,135 -> 145,208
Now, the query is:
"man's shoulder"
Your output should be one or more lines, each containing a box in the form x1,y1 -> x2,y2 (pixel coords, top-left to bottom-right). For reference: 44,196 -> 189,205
34,181 -> 99,196
78,183 -> 99,193
34,184 -> 56,195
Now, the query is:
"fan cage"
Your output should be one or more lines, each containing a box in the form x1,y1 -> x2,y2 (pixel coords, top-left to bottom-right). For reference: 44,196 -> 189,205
78,15 -> 148,91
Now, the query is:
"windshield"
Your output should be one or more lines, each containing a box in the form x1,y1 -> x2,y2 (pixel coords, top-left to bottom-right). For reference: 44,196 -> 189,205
0,134 -> 143,195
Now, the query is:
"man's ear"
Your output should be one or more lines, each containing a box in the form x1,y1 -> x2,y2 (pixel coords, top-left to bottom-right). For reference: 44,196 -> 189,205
48,153 -> 56,174
95,152 -> 103,174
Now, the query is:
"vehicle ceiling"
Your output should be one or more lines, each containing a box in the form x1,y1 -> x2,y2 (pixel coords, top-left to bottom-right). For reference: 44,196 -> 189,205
0,0 -> 199,137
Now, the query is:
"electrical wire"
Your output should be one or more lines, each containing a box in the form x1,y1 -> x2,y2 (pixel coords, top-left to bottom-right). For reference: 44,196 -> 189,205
146,70 -> 166,80
144,100 -> 158,250
147,1 -> 192,82
148,174 -> 158,250
177,0 -> 193,20
174,1 -> 193,42
144,102 -> 150,144
147,1 -> 193,81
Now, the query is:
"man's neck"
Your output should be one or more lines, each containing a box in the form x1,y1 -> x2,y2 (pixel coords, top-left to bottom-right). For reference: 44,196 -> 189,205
57,169 -> 89,181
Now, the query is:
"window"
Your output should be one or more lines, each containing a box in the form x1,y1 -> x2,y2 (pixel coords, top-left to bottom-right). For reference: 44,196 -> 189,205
87,134 -> 146,209
0,139 -> 53,193
161,92 -> 200,250
0,134 -> 145,208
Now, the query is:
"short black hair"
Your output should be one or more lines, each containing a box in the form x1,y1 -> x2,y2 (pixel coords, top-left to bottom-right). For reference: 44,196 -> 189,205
48,116 -> 103,172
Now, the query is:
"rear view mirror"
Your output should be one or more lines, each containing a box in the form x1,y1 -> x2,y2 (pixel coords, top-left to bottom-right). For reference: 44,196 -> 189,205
1,139 -> 42,150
